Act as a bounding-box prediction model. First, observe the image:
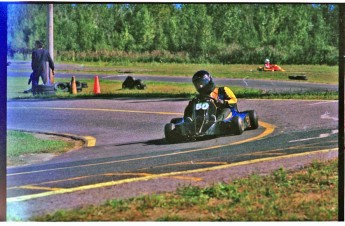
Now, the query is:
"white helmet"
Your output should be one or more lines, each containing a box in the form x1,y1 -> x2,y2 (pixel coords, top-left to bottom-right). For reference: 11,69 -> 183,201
265,58 -> 270,63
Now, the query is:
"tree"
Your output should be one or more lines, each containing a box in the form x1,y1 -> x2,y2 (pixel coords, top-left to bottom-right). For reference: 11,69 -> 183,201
7,4 -> 46,57
129,4 -> 155,52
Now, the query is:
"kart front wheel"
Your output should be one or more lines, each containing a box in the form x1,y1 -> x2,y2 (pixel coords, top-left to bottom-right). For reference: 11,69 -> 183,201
232,116 -> 244,135
164,123 -> 180,143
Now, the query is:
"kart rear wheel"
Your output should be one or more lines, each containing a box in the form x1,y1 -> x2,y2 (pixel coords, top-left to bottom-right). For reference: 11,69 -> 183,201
134,79 -> 146,90
165,123 -> 180,143
247,110 -> 259,130
232,116 -> 244,135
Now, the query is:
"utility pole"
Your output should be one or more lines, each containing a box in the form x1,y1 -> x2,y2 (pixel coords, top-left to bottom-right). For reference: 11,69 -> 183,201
47,4 -> 54,84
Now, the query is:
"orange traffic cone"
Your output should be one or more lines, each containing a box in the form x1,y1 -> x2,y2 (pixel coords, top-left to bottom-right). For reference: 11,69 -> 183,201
70,76 -> 77,94
93,75 -> 101,94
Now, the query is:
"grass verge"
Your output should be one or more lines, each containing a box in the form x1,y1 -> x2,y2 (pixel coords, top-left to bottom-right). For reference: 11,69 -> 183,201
30,159 -> 338,221
7,77 -> 338,100
7,130 -> 76,166
43,62 -> 339,85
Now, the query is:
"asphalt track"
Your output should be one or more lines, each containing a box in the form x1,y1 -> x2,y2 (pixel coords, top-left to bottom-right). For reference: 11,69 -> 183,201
6,62 -> 339,219
6,98 -> 338,219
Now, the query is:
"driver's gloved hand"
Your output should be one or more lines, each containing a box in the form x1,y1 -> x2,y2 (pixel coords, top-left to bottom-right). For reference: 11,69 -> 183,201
216,99 -> 227,108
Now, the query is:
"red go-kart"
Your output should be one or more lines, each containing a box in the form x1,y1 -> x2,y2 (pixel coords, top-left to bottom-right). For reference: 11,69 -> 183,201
257,64 -> 285,72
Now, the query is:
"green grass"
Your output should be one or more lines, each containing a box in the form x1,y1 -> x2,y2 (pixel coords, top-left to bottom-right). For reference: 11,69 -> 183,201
7,62 -> 338,100
7,77 -> 338,100
7,130 -> 75,165
50,62 -> 338,85
30,159 -> 338,221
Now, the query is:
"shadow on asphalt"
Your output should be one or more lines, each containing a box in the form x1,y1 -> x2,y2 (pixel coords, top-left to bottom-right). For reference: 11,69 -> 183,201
113,135 -> 221,147
112,138 -> 169,147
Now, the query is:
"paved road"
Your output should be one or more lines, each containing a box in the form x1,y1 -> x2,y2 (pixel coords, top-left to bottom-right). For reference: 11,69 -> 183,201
6,98 -> 338,219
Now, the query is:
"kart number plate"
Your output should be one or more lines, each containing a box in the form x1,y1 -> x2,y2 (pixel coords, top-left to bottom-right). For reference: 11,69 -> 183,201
196,102 -> 209,110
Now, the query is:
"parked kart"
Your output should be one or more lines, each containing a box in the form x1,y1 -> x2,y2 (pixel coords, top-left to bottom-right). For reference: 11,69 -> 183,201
257,65 -> 285,72
54,81 -> 88,93
122,76 -> 147,90
164,95 -> 259,143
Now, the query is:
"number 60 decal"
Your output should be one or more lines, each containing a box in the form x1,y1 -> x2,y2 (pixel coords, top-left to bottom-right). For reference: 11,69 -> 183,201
196,102 -> 209,110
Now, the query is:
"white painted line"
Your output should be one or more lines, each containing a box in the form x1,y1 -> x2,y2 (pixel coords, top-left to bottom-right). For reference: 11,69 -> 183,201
308,100 -> 338,105
321,112 -> 338,121
103,74 -> 127,79
289,130 -> 338,143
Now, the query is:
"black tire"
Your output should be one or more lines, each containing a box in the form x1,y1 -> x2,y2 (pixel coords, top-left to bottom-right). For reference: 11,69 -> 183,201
164,123 -> 179,143
54,82 -> 68,92
134,79 -> 146,90
33,85 -> 56,95
247,110 -> 259,130
231,116 -> 244,135
288,75 -> 307,80
75,81 -> 83,92
81,82 -> 88,88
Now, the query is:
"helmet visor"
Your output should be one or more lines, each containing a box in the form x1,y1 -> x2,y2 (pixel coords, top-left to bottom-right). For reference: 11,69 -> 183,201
193,75 -> 211,91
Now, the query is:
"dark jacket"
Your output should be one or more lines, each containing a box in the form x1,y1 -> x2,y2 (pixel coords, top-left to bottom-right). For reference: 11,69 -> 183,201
31,48 -> 54,83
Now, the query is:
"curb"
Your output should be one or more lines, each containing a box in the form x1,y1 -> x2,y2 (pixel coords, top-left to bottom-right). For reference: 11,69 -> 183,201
10,129 -> 96,148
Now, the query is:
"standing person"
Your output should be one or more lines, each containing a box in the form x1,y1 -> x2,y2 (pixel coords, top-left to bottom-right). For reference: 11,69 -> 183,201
31,40 -> 55,90
184,70 -> 237,122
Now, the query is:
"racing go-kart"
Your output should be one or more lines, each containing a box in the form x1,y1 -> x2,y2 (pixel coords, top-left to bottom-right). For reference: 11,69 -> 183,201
164,95 -> 259,143
257,64 -> 285,72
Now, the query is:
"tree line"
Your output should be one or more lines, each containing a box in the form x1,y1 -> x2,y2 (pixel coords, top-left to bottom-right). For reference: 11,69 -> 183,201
7,3 -> 339,65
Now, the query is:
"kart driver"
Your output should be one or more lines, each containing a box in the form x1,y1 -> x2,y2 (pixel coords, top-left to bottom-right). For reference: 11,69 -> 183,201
264,58 -> 271,69
184,70 -> 237,122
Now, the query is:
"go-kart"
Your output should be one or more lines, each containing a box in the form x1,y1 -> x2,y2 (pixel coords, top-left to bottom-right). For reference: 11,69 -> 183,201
122,76 -> 147,90
164,95 -> 259,143
257,65 -> 285,72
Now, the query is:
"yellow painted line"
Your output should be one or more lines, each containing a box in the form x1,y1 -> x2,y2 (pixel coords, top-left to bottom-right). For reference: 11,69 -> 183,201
245,152 -> 285,156
191,162 -> 228,165
51,132 -> 96,148
7,121 -> 275,177
20,185 -> 62,191
230,121 -> 276,145
83,136 -> 96,147
7,148 -> 337,203
168,176 -> 203,182
8,106 -> 183,116
102,172 -> 153,177
8,172 -> 154,191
